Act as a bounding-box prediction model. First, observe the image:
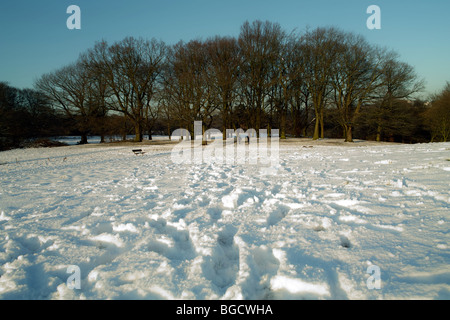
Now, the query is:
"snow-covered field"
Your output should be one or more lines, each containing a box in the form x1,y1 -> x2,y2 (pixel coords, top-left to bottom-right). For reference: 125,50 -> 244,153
0,139 -> 449,300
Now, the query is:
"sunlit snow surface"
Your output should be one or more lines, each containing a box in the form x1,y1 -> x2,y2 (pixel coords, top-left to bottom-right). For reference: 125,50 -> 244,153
0,139 -> 449,299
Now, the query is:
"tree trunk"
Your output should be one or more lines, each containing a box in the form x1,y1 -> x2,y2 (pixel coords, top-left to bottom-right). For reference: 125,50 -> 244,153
441,120 -> 449,142
256,106 -> 261,138
320,108 -> 324,139
292,106 -> 301,137
280,108 -> 286,139
122,116 -> 127,141
345,125 -> 353,142
167,122 -> 171,140
313,111 -> 320,140
376,124 -> 382,142
134,121 -> 143,142
222,102 -> 229,140
80,134 -> 88,145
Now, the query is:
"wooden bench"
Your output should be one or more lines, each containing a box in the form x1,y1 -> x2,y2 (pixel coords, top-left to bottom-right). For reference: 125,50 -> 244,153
132,149 -> 146,155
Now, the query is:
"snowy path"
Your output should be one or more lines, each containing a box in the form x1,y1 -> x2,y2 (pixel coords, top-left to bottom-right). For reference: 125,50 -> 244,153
0,141 -> 449,299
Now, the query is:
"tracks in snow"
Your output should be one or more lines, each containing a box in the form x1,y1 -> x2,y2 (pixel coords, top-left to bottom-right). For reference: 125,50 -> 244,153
0,142 -> 449,299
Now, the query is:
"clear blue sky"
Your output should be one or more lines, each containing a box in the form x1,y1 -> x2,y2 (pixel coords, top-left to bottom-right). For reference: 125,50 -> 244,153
1,0 -> 449,97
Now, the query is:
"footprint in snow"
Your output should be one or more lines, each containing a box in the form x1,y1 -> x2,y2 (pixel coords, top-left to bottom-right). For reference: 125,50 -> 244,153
267,204 -> 290,226
339,235 -> 352,248
202,225 -> 239,291
147,218 -> 196,260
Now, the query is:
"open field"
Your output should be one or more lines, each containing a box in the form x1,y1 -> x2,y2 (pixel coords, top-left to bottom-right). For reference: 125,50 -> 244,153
0,139 -> 449,299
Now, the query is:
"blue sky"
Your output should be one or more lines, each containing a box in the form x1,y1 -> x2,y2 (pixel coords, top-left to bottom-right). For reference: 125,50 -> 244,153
0,0 -> 449,97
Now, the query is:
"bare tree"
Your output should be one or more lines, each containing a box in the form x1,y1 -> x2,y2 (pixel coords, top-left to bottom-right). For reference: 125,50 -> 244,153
330,32 -> 386,142
206,36 -> 241,138
372,52 -> 425,141
282,35 -> 312,138
85,37 -> 166,142
35,62 -> 94,144
163,40 -> 217,138
238,20 -> 285,136
424,82 -> 450,142
80,54 -> 112,143
274,32 -> 310,139
300,27 -> 342,140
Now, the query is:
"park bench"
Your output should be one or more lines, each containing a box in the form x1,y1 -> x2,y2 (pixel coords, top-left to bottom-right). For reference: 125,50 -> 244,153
132,149 -> 146,155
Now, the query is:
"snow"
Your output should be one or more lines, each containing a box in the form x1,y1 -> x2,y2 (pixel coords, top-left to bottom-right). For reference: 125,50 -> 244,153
0,139 -> 449,300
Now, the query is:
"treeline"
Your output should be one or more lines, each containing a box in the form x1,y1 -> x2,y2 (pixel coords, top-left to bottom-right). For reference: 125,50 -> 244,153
0,82 -> 132,150
0,82 -> 65,150
1,21 -> 449,150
